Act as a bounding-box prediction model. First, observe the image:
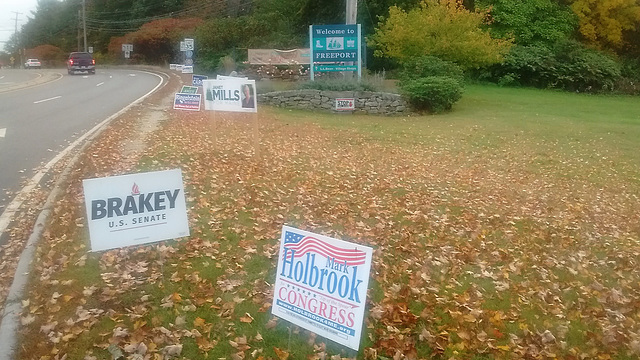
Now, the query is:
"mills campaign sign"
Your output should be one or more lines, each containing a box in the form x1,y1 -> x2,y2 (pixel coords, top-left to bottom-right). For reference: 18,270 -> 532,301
82,169 -> 190,252
202,78 -> 257,113
272,226 -> 373,350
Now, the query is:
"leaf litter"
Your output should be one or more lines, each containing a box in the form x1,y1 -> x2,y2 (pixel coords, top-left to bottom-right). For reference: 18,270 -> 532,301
13,76 -> 640,359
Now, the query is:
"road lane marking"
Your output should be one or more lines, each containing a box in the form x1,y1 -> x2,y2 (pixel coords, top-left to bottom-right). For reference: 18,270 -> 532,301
0,128 -> 5,138
33,96 -> 62,104
0,69 -> 166,237
0,72 -> 167,359
96,82 -> 104,87
0,76 -> 4,80
129,74 -> 136,77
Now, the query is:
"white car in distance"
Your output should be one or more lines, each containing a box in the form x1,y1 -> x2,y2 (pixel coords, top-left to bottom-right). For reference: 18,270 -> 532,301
24,59 -> 42,69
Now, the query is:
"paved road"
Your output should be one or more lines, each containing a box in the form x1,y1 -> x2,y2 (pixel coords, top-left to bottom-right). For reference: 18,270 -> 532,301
0,70 -> 41,90
0,68 -> 163,211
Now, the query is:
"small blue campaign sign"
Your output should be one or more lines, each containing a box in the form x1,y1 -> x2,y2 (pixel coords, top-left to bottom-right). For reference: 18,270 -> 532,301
192,74 -> 208,87
272,225 -> 373,351
173,93 -> 201,111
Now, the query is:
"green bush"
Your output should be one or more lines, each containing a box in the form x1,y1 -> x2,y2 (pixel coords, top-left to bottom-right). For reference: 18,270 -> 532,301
397,56 -> 464,113
399,76 -> 463,113
298,79 -> 379,92
489,41 -> 622,92
400,56 -> 464,84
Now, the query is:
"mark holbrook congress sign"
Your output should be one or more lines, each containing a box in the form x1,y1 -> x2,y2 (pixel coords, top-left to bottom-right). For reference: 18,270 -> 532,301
203,78 -> 257,113
82,169 -> 190,252
272,226 -> 373,350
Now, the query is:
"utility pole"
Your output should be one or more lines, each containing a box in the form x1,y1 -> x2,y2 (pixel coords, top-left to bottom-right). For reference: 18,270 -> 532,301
11,11 -> 22,68
345,0 -> 357,80
82,0 -> 87,52
346,0 -> 357,25
78,10 -> 82,51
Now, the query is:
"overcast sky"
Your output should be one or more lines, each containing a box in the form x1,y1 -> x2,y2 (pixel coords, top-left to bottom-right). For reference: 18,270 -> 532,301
0,0 -> 39,46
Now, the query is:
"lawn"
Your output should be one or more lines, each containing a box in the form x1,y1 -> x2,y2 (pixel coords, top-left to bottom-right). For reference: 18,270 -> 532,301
18,84 -> 640,360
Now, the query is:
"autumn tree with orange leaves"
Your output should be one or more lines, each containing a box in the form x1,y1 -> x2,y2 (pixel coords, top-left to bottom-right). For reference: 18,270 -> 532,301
570,0 -> 640,51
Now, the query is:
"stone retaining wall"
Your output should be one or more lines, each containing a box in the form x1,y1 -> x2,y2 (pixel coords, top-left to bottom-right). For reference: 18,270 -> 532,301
257,89 -> 408,115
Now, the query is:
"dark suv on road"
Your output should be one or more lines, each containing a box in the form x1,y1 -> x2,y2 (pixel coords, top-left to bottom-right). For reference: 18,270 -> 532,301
67,52 -> 95,75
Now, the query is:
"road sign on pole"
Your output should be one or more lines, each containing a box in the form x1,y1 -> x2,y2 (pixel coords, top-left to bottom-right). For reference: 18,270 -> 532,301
184,38 -> 194,51
309,24 -> 361,81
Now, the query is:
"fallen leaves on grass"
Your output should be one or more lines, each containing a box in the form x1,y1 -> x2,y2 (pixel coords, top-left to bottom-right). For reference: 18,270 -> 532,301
15,85 -> 640,360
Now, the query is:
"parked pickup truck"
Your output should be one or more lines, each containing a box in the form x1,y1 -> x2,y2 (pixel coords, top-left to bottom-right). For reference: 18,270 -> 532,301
67,52 -> 95,75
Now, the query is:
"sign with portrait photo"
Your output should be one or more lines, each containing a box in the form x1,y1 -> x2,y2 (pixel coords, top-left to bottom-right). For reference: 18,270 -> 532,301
202,79 -> 257,113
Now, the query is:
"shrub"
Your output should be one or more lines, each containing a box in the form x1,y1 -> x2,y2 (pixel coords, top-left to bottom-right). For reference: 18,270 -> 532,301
397,56 -> 464,113
489,41 -> 622,92
399,56 -> 464,84
369,0 -> 512,69
298,79 -> 379,92
616,58 -> 640,94
399,76 -> 463,113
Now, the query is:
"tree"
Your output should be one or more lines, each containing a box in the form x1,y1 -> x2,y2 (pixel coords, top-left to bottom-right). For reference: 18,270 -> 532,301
25,44 -> 66,65
476,0 -> 577,46
20,0 -> 79,52
368,0 -> 512,69
109,18 -> 202,64
570,0 -> 640,51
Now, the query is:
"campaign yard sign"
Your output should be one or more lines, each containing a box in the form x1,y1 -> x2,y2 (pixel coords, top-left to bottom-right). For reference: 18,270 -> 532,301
182,65 -> 194,74
180,85 -> 199,94
272,226 -> 373,351
192,74 -> 208,87
173,93 -> 201,111
216,75 -> 249,81
203,78 -> 257,113
82,169 -> 190,252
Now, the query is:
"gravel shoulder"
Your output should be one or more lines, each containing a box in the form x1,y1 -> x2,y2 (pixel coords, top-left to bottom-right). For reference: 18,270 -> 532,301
0,66 -> 186,360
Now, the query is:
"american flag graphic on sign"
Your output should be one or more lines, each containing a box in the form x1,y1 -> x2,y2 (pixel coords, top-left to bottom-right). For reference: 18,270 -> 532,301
283,230 -> 366,266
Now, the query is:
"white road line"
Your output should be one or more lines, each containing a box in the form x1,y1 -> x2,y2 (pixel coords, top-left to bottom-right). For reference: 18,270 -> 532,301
0,128 -> 5,138
0,70 -> 166,237
0,76 -> 4,80
96,82 -> 104,87
33,96 -> 61,104
129,74 -> 136,77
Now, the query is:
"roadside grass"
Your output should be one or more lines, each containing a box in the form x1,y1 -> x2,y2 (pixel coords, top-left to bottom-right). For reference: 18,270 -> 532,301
17,84 -> 640,359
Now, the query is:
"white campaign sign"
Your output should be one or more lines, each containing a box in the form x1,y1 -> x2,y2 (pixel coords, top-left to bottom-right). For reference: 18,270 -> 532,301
272,226 -> 373,350
216,75 -> 249,81
203,78 -> 257,113
82,169 -> 190,252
